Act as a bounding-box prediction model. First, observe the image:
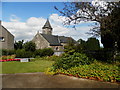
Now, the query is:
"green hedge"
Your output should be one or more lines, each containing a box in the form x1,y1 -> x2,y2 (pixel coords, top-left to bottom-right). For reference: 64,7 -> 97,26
0,49 -> 15,56
34,48 -> 54,57
15,49 -> 34,58
0,48 -> 54,58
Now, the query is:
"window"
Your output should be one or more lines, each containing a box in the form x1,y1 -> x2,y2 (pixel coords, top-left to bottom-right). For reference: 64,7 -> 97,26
0,37 -> 5,42
56,47 -> 58,51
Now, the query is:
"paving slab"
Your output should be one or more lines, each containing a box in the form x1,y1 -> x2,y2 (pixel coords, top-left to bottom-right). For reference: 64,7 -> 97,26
1,72 -> 120,88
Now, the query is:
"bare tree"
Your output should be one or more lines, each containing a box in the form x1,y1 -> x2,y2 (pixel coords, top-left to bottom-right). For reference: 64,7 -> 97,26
54,1 -> 120,50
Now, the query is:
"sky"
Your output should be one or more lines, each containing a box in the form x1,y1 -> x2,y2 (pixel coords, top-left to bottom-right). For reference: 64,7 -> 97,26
1,2 -> 103,46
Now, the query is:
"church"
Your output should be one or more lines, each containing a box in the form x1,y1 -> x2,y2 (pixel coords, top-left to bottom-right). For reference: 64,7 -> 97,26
32,19 -> 76,55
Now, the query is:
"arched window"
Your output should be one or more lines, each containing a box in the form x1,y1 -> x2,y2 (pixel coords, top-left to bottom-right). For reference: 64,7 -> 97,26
56,47 -> 58,51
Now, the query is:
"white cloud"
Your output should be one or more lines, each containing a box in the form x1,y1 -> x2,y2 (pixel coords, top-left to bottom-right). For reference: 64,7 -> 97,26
2,13 -> 103,46
10,14 -> 21,22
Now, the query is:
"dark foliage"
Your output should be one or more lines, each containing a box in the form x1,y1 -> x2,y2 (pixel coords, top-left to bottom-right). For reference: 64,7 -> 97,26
86,38 -> 100,50
0,49 -> 15,56
52,52 -> 94,70
34,48 -> 54,57
15,49 -> 33,58
84,49 -> 114,63
14,40 -> 24,50
23,41 -> 36,52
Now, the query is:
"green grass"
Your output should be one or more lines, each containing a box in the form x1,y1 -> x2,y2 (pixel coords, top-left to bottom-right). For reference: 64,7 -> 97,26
1,60 -> 54,74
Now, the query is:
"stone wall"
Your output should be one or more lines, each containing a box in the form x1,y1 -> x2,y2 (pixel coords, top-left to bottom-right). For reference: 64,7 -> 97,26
32,33 -> 50,49
0,24 -> 14,50
49,46 -> 64,52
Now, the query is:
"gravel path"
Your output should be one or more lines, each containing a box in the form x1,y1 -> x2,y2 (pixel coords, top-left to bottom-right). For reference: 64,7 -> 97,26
1,72 -> 120,88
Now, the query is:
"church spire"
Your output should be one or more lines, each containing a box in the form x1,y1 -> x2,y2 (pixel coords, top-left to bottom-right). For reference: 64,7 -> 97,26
42,19 -> 53,35
42,19 -> 52,29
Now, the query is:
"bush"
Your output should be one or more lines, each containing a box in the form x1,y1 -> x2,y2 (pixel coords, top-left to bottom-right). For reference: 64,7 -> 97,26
0,49 -> 15,56
52,61 -> 120,83
34,48 -> 54,57
41,48 -> 54,56
84,48 -> 114,62
23,41 -> 36,52
34,49 -> 42,57
52,52 -> 94,70
15,49 -> 33,58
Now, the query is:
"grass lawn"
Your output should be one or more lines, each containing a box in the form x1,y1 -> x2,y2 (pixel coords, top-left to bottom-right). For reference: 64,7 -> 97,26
1,60 -> 54,74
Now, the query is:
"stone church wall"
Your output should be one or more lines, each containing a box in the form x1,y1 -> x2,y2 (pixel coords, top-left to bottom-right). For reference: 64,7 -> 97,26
32,33 -> 50,49
49,46 -> 64,52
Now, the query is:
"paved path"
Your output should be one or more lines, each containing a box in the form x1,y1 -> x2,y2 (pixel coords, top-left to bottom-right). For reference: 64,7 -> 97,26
1,72 -> 120,88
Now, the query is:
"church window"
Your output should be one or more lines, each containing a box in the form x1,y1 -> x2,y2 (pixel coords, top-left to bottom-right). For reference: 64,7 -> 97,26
56,47 -> 58,50
0,37 -> 5,42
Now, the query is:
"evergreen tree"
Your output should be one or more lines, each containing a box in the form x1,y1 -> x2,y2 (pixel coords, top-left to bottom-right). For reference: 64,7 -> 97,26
86,38 -> 100,51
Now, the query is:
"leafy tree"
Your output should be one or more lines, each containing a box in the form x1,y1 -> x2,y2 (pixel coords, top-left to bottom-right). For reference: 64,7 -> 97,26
23,41 -> 36,52
14,40 -> 24,50
54,1 -> 120,50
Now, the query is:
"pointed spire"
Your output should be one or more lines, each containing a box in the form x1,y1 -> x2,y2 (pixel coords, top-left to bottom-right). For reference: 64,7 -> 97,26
42,19 -> 52,29
37,30 -> 39,33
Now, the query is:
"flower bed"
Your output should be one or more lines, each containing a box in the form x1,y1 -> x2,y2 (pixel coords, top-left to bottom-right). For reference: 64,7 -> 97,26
0,55 -> 16,60
0,59 -> 20,62
0,55 -> 20,62
47,61 -> 120,83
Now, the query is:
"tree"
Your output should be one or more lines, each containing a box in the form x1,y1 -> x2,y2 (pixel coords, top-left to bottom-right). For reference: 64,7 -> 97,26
54,1 -> 120,50
77,39 -> 86,50
14,40 -> 24,50
23,41 -> 36,52
86,37 -> 100,51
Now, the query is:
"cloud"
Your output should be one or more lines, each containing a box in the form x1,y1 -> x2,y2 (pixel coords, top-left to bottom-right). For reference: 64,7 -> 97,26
10,14 -> 21,22
2,14 -> 103,46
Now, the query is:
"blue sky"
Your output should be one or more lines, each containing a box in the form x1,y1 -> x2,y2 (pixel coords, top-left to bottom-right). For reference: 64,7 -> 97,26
1,2 -> 103,46
2,2 -> 64,22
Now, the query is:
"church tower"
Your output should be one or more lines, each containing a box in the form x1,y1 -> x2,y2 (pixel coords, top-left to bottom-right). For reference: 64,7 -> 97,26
42,19 -> 52,35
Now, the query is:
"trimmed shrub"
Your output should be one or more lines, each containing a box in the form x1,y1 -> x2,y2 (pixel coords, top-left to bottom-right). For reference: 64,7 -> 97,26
15,49 -> 33,58
52,52 -> 94,70
34,48 -> 54,57
0,49 -> 15,56
41,48 -> 54,56
34,49 -> 42,57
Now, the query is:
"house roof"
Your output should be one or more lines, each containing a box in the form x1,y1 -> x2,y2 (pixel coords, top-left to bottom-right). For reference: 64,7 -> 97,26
58,36 -> 69,43
0,24 -> 14,37
41,34 -> 76,46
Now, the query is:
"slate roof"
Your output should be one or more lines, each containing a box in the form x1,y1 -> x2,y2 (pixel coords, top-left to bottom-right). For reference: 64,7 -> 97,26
41,34 -> 62,46
41,34 -> 75,46
59,36 -> 69,43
